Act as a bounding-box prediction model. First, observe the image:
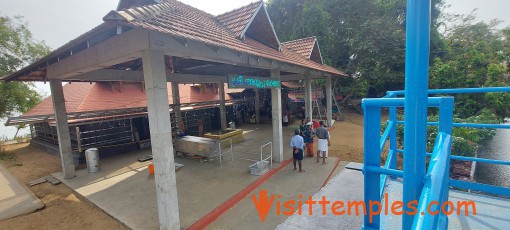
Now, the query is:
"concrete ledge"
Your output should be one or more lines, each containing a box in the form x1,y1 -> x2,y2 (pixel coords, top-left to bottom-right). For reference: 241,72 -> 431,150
0,164 -> 44,221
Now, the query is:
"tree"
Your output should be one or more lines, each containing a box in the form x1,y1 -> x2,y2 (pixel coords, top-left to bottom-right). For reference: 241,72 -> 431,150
268,0 -> 445,98
0,15 -> 49,119
430,11 -> 510,119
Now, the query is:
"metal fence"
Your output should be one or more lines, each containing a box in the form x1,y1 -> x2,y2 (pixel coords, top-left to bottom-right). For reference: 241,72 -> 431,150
363,87 -> 510,229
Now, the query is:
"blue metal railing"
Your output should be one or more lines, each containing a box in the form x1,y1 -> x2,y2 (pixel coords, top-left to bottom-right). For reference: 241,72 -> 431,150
412,132 -> 452,230
384,87 -> 510,198
362,96 -> 454,230
363,0 -> 510,229
363,86 -> 510,230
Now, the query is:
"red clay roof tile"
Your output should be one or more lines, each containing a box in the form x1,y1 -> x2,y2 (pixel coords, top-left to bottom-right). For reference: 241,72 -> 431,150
22,82 -> 235,117
215,1 -> 261,38
115,0 -> 345,76
281,37 -> 317,60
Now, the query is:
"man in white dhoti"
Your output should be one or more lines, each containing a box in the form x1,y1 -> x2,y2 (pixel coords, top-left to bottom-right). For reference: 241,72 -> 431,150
315,121 -> 330,165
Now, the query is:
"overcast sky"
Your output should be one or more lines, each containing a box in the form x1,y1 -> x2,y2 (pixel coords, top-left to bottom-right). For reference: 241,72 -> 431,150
2,0 -> 508,50
0,0 -> 508,137
444,0 -> 509,28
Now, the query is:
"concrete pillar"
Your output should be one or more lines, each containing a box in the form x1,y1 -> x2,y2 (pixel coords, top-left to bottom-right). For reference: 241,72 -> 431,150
171,82 -> 182,130
304,75 -> 313,121
142,49 -> 180,230
271,69 -> 284,163
326,76 -> 333,126
219,83 -> 227,130
255,89 -> 260,124
50,79 -> 76,179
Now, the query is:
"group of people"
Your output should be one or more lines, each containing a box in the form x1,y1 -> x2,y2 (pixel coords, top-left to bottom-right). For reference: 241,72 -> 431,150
290,117 -> 331,173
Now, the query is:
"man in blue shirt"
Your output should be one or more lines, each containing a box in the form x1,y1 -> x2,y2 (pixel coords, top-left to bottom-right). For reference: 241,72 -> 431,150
290,129 -> 305,172
304,124 -> 315,157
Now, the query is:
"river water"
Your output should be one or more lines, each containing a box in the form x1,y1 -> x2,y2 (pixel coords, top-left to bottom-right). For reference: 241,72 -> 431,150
474,124 -> 510,189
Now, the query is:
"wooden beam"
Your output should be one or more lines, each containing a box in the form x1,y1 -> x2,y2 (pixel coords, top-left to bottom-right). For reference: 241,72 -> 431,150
280,74 -> 305,81
47,29 -> 149,79
148,31 -> 310,75
65,69 -> 228,83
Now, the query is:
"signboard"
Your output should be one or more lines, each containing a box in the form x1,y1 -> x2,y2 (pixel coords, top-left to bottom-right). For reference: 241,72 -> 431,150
228,75 -> 281,89
288,90 -> 323,102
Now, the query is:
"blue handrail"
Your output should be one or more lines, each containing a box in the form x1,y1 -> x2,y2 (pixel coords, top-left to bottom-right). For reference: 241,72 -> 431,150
387,86 -> 510,96
412,132 -> 453,230
385,86 -> 510,199
362,96 -> 454,229
362,0 -> 510,228
395,120 -> 510,129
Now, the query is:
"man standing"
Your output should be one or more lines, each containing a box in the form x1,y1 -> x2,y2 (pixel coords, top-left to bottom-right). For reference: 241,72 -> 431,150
304,124 -> 315,157
315,121 -> 330,165
299,119 -> 306,136
290,129 -> 305,172
282,112 -> 289,126
305,116 -> 312,127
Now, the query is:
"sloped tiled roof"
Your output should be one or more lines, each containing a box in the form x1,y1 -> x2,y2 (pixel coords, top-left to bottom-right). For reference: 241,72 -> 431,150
22,82 -> 237,117
1,0 -> 346,83
282,37 -> 317,60
107,0 -> 344,76
23,83 -> 94,117
215,1 -> 261,38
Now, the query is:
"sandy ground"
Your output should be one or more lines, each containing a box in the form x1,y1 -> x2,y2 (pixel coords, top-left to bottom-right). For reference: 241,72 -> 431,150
0,143 -> 125,230
0,111 -> 365,229
327,111 -> 365,163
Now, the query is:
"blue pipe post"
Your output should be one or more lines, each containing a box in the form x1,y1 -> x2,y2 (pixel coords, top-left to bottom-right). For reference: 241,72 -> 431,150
362,101 -> 381,229
402,0 -> 431,229
437,97 -> 454,229
389,107 -> 398,170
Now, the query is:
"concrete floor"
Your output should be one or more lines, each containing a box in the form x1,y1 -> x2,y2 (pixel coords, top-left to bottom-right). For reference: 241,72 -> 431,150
381,178 -> 510,229
0,164 -> 44,221
53,123 -> 347,229
275,168 -> 364,230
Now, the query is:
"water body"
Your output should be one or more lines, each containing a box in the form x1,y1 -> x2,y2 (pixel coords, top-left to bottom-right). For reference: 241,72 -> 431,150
474,123 -> 510,189
0,118 -> 30,140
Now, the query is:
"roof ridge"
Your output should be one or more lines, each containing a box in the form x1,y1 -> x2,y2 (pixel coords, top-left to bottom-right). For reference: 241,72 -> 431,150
214,1 -> 263,38
215,0 -> 262,18
105,1 -> 175,22
167,0 -> 215,18
76,82 -> 97,112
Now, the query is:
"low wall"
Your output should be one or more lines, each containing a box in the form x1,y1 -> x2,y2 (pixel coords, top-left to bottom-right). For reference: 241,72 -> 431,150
204,129 -> 244,143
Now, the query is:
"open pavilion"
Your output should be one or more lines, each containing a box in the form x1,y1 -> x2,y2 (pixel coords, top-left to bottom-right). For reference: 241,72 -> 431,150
1,0 -> 347,228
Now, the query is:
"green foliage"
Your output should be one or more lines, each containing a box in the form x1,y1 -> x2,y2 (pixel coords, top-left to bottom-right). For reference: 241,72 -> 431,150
268,1 -> 508,120
0,15 -> 49,118
268,0 -> 445,98
430,12 -> 510,119
382,109 -> 499,158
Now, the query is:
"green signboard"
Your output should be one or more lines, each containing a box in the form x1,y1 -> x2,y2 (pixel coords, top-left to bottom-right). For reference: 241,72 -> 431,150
227,75 -> 281,89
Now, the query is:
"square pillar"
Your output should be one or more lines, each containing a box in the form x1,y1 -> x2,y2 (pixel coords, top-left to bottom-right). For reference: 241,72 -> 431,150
271,69 -> 284,163
304,75 -> 313,120
219,83 -> 227,130
255,89 -> 260,124
326,76 -> 333,126
142,49 -> 180,229
50,79 -> 76,179
171,82 -> 182,130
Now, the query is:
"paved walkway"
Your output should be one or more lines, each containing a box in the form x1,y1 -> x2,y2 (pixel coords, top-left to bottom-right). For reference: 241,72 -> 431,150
276,167 -> 364,229
381,178 -> 510,229
53,123 -> 346,229
0,164 -> 44,221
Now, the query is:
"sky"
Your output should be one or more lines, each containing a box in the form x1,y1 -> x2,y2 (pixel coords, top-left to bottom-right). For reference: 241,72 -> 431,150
0,0 -> 508,138
444,0 -> 510,28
